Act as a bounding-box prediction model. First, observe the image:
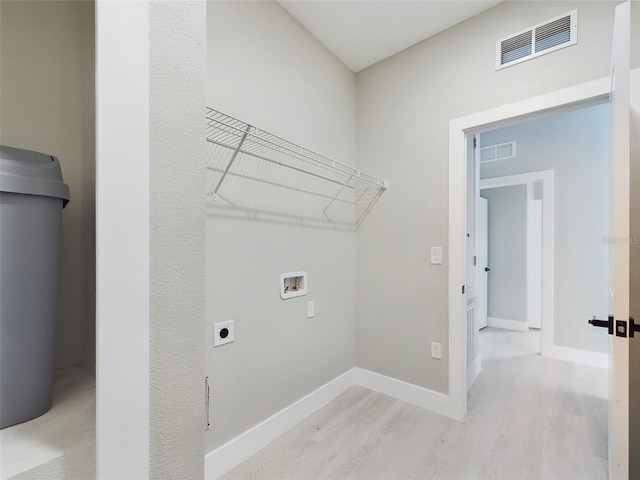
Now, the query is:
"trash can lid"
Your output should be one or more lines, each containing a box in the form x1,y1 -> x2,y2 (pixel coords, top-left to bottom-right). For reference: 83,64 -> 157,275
0,145 -> 70,207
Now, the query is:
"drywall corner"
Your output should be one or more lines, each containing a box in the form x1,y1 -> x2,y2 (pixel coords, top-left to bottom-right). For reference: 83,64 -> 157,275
149,1 -> 207,477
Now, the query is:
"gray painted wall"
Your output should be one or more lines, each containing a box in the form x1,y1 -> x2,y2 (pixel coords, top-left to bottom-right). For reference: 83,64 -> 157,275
481,103 -> 610,353
355,1 -> 634,393
481,186 -> 528,324
0,0 -> 96,373
149,1 -> 206,477
205,1 -> 358,451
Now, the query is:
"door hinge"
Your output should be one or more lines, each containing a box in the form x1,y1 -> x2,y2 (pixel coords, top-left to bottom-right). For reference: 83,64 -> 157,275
473,137 -> 477,148
204,376 -> 211,431
473,255 -> 477,266
462,285 -> 465,294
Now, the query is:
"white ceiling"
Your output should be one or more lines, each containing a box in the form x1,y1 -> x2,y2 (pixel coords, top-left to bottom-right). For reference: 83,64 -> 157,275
278,1 -> 503,72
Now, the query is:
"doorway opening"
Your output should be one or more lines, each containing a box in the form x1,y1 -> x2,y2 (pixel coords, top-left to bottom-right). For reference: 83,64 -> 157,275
467,101 -> 610,380
447,76 -> 615,423
459,101 -> 611,478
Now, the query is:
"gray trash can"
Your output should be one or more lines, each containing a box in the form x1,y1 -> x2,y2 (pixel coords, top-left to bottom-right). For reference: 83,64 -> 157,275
0,145 -> 70,429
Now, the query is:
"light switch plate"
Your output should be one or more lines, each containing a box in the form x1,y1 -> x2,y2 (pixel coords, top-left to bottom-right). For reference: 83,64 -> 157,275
430,246 -> 443,265
307,301 -> 315,318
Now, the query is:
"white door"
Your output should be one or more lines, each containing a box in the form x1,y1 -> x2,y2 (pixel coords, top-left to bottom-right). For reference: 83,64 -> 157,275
477,197 -> 488,329
527,193 -> 542,329
607,2 -> 630,478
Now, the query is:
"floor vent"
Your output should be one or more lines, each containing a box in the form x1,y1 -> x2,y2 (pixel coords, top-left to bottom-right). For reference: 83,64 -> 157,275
496,10 -> 577,70
480,141 -> 516,163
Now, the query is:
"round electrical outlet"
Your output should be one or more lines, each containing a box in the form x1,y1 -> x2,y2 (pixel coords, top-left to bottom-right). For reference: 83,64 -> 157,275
220,327 -> 229,339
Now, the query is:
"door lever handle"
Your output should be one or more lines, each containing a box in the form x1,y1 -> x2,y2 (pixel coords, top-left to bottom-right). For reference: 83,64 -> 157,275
629,317 -> 638,338
588,315 -> 614,335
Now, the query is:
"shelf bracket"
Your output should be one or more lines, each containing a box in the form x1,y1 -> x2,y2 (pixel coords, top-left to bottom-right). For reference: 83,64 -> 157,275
321,172 -> 355,221
212,124 -> 252,200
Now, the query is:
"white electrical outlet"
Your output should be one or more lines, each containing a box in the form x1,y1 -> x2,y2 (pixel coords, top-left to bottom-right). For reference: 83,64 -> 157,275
430,246 -> 443,265
307,301 -> 315,318
214,320 -> 234,347
431,341 -> 442,359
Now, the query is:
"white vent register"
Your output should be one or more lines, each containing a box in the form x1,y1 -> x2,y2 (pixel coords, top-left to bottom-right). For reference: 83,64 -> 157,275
496,10 -> 577,69
480,141 -> 516,163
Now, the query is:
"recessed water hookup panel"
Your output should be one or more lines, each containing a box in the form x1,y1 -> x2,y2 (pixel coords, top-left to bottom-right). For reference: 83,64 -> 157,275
280,271 -> 307,299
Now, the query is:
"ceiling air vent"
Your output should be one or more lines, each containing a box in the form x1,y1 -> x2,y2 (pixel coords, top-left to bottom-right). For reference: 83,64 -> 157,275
496,10 -> 577,70
480,141 -> 516,163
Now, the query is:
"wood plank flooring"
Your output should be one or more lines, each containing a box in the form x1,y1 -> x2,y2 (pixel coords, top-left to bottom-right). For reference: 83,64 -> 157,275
1,366 -> 95,479
221,328 -> 608,480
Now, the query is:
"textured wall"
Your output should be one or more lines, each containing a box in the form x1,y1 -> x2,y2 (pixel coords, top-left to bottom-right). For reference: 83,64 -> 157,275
149,1 -> 206,477
205,1 -> 358,451
356,1 -> 623,393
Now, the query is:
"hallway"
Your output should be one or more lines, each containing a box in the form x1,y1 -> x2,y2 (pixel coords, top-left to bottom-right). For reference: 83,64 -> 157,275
222,328 -> 608,479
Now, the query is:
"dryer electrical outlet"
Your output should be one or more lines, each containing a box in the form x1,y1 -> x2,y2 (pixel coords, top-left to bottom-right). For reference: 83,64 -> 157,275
214,320 -> 235,347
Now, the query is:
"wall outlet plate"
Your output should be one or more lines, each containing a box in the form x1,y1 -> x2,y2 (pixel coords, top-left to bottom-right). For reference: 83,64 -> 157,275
214,320 -> 234,347
431,341 -> 442,359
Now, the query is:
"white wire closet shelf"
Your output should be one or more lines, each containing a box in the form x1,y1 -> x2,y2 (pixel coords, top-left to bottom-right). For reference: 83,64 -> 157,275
206,107 -> 387,228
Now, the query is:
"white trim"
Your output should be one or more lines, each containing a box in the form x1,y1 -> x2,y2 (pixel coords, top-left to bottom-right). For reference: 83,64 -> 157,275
449,75 -> 612,421
355,368 -> 450,417
466,355 -> 482,390
204,369 -> 357,479
449,118 -> 468,422
526,185 -> 543,330
96,2 -> 150,478
544,344 -> 608,369
610,6 -> 632,479
205,367 -> 451,478
487,317 -> 530,332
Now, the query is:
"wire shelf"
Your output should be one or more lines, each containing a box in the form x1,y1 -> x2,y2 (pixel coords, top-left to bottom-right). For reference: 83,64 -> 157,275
206,107 -> 387,228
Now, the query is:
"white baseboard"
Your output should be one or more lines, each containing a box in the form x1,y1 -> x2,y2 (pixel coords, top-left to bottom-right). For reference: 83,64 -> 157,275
355,368 -> 450,418
487,317 -> 529,332
543,344 -> 608,369
205,367 -> 453,478
204,368 -> 357,479
466,355 -> 482,391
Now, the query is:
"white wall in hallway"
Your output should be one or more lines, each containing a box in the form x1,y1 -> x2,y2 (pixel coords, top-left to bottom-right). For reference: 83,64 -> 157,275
481,102 -> 610,354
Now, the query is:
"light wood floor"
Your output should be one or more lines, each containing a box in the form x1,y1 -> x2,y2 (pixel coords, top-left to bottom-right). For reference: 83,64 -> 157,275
1,366 -> 95,479
221,328 -> 608,480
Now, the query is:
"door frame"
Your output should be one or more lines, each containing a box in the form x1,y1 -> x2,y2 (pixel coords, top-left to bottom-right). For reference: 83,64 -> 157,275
526,184 -> 543,329
479,171 -> 554,350
447,76 -> 610,422
476,196 -> 488,331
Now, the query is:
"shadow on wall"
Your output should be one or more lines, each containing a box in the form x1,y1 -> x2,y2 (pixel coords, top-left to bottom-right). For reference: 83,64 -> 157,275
205,108 -> 386,231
